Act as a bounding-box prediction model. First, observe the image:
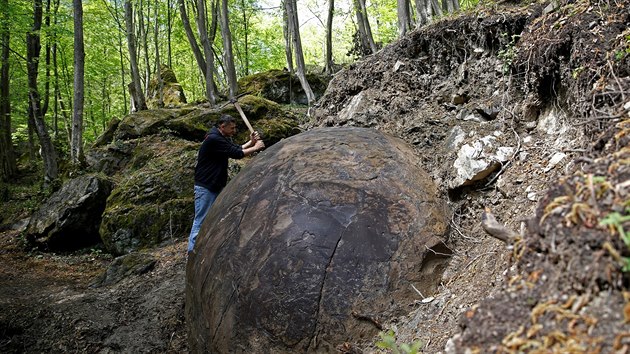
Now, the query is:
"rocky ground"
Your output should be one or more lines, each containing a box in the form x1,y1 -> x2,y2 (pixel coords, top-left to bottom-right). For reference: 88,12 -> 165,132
1,0 -> 629,352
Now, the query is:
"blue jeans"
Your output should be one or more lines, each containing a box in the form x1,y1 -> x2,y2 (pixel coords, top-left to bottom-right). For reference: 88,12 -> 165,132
187,185 -> 219,253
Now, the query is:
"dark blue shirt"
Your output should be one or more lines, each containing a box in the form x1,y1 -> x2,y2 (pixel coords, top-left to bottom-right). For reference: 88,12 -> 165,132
194,127 -> 245,192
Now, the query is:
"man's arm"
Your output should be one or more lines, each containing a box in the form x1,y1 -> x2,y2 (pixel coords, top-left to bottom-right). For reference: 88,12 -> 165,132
242,131 -> 261,149
243,140 -> 265,156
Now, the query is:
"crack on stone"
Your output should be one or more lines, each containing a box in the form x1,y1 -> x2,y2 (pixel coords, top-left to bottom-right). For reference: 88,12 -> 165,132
308,221 -> 350,348
211,278 -> 241,344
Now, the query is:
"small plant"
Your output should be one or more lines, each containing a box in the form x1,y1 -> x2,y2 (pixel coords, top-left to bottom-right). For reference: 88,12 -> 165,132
600,208 -> 630,246
572,66 -> 584,79
497,34 -> 521,74
376,329 -> 422,354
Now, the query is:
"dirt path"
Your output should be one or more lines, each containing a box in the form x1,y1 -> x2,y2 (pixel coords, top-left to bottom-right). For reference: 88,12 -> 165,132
0,230 -> 188,353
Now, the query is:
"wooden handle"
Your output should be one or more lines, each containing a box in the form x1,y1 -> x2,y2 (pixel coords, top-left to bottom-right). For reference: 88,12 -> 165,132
233,101 -> 254,134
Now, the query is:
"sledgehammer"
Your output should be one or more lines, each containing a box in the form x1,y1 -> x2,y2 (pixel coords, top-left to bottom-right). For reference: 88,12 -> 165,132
231,99 -> 255,134
224,93 -> 254,134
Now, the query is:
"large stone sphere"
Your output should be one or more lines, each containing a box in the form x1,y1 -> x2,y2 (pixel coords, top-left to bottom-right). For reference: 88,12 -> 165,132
186,127 -> 450,353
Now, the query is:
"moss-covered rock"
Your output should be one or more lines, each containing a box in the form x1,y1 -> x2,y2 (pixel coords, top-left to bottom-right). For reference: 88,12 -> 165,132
146,66 -> 188,109
167,95 -> 301,145
92,117 -> 121,147
238,69 -> 330,105
114,108 -> 193,141
88,97 -> 302,256
99,136 -> 197,255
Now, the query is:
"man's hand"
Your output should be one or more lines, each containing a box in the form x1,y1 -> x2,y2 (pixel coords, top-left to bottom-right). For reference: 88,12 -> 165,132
243,139 -> 265,156
250,131 -> 261,143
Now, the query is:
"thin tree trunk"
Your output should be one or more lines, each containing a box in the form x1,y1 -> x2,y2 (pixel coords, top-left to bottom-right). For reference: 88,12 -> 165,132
58,43 -> 73,145
42,0 -> 50,117
285,0 -> 315,105
52,0 -> 60,137
431,0 -> 442,17
125,0 -> 147,111
0,0 -> 16,182
139,0 -> 151,94
113,1 -> 128,115
354,0 -> 377,54
196,0 -> 216,104
167,0 -> 172,68
71,0 -> 85,166
27,0 -> 58,182
414,0 -> 429,27
179,0 -> 207,78
219,0 -> 237,98
398,0 -> 412,37
281,1 -> 293,103
239,0 -> 249,76
451,0 -> 460,12
154,0 -> 164,108
324,0 -> 334,74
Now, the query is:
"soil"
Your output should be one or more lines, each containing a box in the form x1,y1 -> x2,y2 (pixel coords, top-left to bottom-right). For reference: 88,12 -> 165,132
1,0 -> 628,353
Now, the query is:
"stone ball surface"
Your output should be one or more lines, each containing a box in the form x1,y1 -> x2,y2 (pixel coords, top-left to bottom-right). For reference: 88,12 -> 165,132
186,127 -> 450,353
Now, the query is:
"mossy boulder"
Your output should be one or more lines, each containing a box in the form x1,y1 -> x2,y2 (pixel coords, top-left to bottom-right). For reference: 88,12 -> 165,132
92,117 -> 121,147
146,65 -> 188,109
99,136 -> 198,255
90,100 -> 301,256
114,108 -> 193,141
167,95 -> 301,145
238,69 -> 330,104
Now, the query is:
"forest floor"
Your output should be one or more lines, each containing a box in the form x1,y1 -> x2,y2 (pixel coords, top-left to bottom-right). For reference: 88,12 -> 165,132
1,0 -> 629,353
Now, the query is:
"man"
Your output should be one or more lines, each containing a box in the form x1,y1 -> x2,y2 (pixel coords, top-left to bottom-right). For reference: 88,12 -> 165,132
187,114 -> 265,253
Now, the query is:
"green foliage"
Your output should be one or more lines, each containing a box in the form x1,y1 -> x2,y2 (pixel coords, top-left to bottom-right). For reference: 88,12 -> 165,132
376,329 -> 423,354
497,33 -> 521,74
600,209 -> 630,246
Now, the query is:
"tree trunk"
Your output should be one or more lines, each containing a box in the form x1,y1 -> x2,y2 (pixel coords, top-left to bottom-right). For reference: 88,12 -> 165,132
354,0 -> 377,54
285,0 -> 315,105
113,2 -> 128,115
281,2 -> 294,103
138,0 -> 151,94
154,0 -> 164,108
324,0 -> 334,74
414,0 -> 429,27
179,0 -> 207,78
219,0 -> 237,98
196,0 -> 216,104
42,0 -> 51,117
27,0 -> 58,182
0,0 -> 16,182
398,0 -> 412,37
167,0 -> 172,68
51,0 -> 60,138
431,0 -> 442,17
71,0 -> 85,166
239,0 -> 249,76
125,0 -> 147,111
451,0 -> 460,12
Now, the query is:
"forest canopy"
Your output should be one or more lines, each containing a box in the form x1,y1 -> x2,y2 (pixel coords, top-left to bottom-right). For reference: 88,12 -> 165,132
0,0 -> 470,182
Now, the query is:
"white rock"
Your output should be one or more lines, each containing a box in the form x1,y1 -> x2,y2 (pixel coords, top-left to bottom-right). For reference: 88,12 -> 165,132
543,152 -> 566,172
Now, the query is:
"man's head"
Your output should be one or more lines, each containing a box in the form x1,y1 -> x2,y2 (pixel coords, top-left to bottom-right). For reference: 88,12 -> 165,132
217,114 -> 237,137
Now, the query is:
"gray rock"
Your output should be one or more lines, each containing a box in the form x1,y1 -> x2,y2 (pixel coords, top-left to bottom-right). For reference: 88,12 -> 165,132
186,127 -> 450,353
26,174 -> 113,250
